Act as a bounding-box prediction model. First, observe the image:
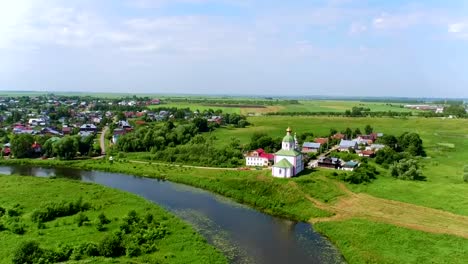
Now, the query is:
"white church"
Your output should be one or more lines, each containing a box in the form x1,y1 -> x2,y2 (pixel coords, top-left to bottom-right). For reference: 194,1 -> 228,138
272,127 -> 304,178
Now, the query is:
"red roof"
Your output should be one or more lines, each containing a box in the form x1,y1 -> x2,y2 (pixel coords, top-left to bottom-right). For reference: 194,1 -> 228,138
135,120 -> 146,125
32,142 -> 41,148
332,133 -> 345,139
3,147 -> 10,154
314,138 -> 329,144
62,127 -> 71,132
360,150 -> 375,156
255,148 -> 274,160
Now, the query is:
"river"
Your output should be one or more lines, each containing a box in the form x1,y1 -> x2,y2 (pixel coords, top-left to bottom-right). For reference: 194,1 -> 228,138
0,165 -> 344,264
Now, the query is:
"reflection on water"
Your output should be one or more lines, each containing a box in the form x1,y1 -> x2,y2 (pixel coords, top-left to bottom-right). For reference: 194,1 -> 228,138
0,165 -> 345,264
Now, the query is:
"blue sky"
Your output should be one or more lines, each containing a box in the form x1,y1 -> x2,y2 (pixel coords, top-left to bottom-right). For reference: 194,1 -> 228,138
1,0 -> 468,97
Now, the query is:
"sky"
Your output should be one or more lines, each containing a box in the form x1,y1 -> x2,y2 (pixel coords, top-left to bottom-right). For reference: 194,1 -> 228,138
1,0 -> 468,98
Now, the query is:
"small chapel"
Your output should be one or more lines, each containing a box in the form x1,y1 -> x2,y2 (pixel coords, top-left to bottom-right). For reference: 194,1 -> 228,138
272,127 -> 304,178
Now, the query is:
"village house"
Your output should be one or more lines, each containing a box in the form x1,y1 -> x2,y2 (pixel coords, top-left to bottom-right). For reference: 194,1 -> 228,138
314,137 -> 329,145
80,124 -> 97,132
112,128 -> 126,144
272,127 -> 304,178
358,150 -> 375,157
332,133 -> 345,140
208,116 -> 223,125
366,144 -> 386,151
317,157 -> 342,169
245,148 -> 274,167
339,140 -> 358,151
32,142 -> 42,154
62,126 -> 72,135
342,161 -> 359,171
302,142 -> 321,153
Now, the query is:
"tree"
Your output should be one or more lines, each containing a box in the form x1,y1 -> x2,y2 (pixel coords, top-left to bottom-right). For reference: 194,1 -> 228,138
192,118 -> 209,132
398,132 -> 425,156
389,159 -> 425,181
353,128 -> 362,138
10,134 -> 35,158
364,124 -> 373,135
53,136 -> 79,160
343,128 -> 352,139
329,128 -> 337,137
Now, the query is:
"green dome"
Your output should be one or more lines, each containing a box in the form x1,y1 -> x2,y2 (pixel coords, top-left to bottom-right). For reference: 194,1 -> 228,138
282,134 -> 294,143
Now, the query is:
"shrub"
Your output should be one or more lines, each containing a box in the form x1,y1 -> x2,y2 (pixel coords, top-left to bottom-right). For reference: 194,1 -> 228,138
12,241 -> 43,264
464,165 -> 468,183
31,197 -> 91,223
75,212 -> 89,227
10,223 -> 26,235
0,206 -> 5,216
98,212 -> 111,225
390,159 -> 426,181
343,163 -> 378,184
7,208 -> 21,217
98,234 -> 125,257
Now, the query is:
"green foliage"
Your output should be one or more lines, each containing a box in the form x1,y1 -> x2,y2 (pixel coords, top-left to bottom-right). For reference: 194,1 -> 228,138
464,165 -> 468,183
12,241 -> 43,264
444,105 -> 467,117
398,132 -> 425,156
10,134 -> 35,158
342,163 -> 378,184
390,159 -> 426,181
98,233 -> 125,257
31,197 -> 91,223
364,124 -> 373,135
247,132 -> 281,153
75,212 -> 89,227
53,136 -> 80,160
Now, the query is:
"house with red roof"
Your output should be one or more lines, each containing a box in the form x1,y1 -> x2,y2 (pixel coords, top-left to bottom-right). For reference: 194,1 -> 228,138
245,148 -> 274,167
32,142 -> 42,153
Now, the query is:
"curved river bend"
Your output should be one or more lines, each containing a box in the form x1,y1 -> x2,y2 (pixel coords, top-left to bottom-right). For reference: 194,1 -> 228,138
0,165 -> 344,264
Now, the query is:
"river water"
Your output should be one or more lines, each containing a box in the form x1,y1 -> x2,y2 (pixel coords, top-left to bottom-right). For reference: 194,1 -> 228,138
0,165 -> 344,264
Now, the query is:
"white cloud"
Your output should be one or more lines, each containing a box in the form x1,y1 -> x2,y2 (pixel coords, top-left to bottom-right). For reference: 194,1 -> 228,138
349,22 -> 367,35
448,23 -> 466,33
372,12 -> 425,30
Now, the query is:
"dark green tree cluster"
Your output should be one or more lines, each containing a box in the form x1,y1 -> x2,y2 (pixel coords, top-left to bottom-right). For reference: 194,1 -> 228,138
463,165 -> 468,183
246,132 -> 281,153
151,136 -> 244,167
220,113 -> 250,128
115,121 -> 199,152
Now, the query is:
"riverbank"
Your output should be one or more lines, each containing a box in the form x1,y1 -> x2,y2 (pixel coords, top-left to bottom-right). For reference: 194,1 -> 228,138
0,175 -> 226,263
2,159 -> 468,264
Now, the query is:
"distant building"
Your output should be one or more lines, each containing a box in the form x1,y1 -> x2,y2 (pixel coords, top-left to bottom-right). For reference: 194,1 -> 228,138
339,140 -> 358,151
317,157 -> 342,169
245,148 -> 274,167
80,124 -> 97,132
342,161 -> 359,171
302,142 -> 321,153
272,127 -> 304,178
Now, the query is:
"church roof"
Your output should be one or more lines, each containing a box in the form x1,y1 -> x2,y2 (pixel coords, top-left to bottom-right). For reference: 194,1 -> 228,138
275,149 -> 302,157
282,134 -> 295,143
273,158 -> 294,168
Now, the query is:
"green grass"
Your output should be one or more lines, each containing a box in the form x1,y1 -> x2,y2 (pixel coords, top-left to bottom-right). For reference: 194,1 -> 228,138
315,219 -> 468,264
150,102 -> 242,114
211,116 -> 468,216
278,100 -> 415,113
0,175 -> 226,264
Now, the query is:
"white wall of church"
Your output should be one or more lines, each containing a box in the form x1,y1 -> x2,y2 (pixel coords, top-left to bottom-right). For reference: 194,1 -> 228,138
272,167 -> 293,178
246,157 -> 269,167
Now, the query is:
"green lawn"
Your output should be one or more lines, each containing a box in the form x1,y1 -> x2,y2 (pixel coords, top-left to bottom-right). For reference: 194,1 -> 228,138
0,176 -> 225,264
149,102 -> 242,114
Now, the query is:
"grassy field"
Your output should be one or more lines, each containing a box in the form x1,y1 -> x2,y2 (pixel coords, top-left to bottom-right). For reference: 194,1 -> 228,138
278,100 -> 414,113
315,219 -> 468,264
211,116 -> 468,216
0,175 -> 225,264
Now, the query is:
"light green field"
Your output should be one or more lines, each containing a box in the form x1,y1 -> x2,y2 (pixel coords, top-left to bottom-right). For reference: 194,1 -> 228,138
0,176 -> 225,263
211,116 -> 468,216
149,102 -> 242,114
279,100 -> 414,113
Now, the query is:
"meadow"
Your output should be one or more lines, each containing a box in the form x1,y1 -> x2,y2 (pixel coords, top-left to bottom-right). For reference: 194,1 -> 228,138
0,175 -> 225,264
212,116 -> 468,216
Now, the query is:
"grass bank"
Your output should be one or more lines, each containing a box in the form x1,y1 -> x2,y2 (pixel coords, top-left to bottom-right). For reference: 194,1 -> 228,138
0,175 -> 226,263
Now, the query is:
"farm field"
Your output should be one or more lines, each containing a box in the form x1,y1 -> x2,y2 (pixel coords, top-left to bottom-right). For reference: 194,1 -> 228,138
151,100 -> 419,115
0,176 -> 225,263
211,116 -> 468,216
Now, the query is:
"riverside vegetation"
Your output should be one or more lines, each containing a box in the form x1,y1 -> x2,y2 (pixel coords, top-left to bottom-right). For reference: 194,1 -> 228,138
0,175 -> 225,263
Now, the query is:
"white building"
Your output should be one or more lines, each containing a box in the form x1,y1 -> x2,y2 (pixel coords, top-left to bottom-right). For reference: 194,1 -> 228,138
245,149 -> 274,167
272,127 -> 304,178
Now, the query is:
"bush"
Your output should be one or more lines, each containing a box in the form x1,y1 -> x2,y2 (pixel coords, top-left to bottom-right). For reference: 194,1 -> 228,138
98,212 -> 111,225
7,208 -> 21,217
71,242 -> 99,260
464,165 -> 468,183
75,212 -> 89,227
0,206 -> 5,216
10,223 -> 26,235
343,163 -> 378,184
98,234 -> 125,257
390,159 -> 426,181
31,197 -> 91,223
12,241 -> 43,264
